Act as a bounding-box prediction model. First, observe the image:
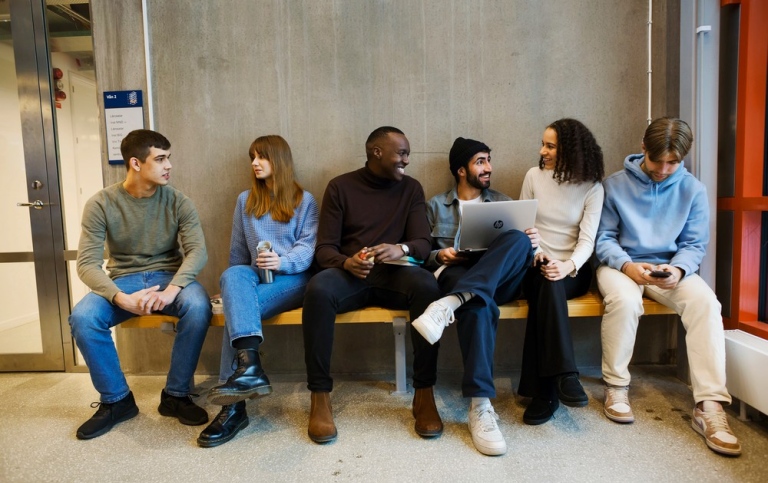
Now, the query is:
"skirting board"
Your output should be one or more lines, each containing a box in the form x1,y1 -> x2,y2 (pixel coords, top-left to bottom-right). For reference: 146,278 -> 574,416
724,329 -> 768,418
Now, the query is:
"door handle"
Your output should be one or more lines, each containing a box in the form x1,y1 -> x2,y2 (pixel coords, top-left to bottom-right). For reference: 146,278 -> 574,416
17,200 -> 46,210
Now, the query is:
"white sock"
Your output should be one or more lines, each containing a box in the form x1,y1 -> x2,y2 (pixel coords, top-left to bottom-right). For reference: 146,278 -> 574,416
471,397 -> 491,410
440,292 -> 474,312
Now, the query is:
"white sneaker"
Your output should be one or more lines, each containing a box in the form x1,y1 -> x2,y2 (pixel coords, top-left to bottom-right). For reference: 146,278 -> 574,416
692,404 -> 741,456
468,404 -> 507,456
412,301 -> 455,345
604,385 -> 635,423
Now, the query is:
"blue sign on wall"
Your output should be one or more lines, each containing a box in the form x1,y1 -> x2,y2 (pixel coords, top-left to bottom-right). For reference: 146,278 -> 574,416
103,90 -> 145,165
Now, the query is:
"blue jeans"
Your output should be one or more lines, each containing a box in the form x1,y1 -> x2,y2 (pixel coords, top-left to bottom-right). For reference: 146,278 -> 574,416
438,230 -> 534,397
69,272 -> 211,403
218,265 -> 312,381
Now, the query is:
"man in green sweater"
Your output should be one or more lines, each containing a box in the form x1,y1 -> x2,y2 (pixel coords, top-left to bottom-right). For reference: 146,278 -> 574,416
69,129 -> 212,440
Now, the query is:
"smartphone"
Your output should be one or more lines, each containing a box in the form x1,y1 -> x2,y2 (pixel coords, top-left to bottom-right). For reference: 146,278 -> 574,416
649,270 -> 672,278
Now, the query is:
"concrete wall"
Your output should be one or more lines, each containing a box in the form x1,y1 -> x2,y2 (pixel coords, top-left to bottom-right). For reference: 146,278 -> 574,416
91,0 -> 680,377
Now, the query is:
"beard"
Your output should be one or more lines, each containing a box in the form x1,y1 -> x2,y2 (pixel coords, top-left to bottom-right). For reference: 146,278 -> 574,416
467,172 -> 490,190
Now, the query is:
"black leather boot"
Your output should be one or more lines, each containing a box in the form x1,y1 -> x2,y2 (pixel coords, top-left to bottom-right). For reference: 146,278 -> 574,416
207,349 -> 272,406
197,401 -> 249,448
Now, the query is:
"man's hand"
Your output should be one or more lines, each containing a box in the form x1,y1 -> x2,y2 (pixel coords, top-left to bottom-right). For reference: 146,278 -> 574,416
145,284 -> 182,312
437,247 -> 468,266
537,253 -> 574,282
366,243 -> 403,263
621,261 -> 683,289
113,285 -> 161,316
256,250 -> 281,271
343,248 -> 375,279
525,227 -> 540,250
640,263 -> 683,289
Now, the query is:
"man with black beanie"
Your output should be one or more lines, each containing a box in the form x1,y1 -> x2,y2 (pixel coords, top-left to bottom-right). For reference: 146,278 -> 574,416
412,137 -> 538,456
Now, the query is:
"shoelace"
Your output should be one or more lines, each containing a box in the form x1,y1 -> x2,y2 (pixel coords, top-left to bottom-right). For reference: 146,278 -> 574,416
607,387 -> 629,407
434,303 -> 455,327
701,409 -> 731,434
474,407 -> 500,432
215,406 -> 235,423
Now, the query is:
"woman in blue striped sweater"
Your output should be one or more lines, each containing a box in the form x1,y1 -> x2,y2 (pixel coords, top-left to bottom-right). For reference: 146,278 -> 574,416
198,135 -> 319,447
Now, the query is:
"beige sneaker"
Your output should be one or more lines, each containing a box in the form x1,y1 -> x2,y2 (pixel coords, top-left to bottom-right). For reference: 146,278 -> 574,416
692,404 -> 742,456
604,385 -> 635,423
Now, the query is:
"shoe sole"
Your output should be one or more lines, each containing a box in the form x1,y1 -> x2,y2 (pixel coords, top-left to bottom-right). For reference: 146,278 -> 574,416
691,420 -> 742,456
208,385 -> 273,406
523,413 -> 553,425
411,319 -> 442,345
604,407 -> 635,424
76,406 -> 139,440
308,430 -> 338,444
157,404 -> 209,426
415,426 -> 443,438
467,422 -> 506,455
197,418 -> 250,448
560,398 -> 589,408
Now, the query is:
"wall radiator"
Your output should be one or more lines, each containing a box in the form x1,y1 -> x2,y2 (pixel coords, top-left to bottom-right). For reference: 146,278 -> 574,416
724,330 -> 768,419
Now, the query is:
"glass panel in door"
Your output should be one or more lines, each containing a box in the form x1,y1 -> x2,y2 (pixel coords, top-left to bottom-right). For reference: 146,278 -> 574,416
0,0 -> 68,370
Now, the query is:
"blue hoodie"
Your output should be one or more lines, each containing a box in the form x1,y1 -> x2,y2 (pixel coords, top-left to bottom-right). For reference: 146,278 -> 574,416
595,153 -> 709,278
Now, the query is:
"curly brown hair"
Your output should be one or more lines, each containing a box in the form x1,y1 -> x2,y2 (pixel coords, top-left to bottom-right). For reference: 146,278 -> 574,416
541,118 -> 604,184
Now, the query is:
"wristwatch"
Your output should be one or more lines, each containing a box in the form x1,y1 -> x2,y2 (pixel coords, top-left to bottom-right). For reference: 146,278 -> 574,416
398,244 -> 410,257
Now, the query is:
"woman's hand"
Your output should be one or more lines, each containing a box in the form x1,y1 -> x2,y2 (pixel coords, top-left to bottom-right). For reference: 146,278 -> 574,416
256,250 -> 281,271
539,256 -> 574,282
525,227 -> 540,250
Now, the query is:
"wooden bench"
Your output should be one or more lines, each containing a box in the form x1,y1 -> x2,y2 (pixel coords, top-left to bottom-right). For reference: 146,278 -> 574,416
121,291 -> 676,394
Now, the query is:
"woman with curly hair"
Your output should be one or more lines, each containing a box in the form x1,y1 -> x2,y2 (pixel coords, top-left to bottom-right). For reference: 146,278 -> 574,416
517,118 -> 605,425
198,135 -> 319,447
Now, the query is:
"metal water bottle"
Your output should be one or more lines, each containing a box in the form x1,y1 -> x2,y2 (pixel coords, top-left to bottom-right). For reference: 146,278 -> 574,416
256,241 -> 274,283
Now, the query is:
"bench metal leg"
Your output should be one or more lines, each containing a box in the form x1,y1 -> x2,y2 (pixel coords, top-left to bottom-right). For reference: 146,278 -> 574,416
675,317 -> 690,384
391,317 -> 411,395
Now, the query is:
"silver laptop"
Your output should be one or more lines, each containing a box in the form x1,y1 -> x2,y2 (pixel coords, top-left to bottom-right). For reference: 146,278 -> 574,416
456,199 -> 538,252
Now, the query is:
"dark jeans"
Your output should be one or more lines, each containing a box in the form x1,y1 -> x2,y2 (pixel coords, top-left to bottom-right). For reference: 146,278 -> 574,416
302,264 -> 442,392
438,230 -> 534,397
517,264 -> 593,400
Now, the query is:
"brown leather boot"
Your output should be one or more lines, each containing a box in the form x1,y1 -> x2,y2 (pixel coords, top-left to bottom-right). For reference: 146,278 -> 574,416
412,386 -> 443,437
308,392 -> 337,443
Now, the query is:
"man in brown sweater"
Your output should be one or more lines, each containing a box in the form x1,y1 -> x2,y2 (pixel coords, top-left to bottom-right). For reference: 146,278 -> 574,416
302,126 -> 443,443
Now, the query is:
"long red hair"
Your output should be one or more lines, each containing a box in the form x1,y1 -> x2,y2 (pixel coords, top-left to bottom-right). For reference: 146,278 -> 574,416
245,135 -> 303,222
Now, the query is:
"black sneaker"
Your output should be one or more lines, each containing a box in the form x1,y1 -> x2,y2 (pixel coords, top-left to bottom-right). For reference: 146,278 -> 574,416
158,389 -> 209,425
76,391 -> 139,440
556,373 -> 589,407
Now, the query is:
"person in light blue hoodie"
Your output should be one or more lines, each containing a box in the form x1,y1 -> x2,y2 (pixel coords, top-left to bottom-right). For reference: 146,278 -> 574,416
595,117 -> 741,457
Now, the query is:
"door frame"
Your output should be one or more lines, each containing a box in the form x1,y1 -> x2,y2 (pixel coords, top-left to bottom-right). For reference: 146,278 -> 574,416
0,0 -> 75,371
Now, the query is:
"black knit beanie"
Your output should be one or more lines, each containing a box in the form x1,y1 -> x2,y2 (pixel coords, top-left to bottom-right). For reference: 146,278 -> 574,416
449,137 -> 491,177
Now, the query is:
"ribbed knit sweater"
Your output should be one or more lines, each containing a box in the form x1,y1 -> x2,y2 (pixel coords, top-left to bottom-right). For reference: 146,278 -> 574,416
519,167 -> 604,270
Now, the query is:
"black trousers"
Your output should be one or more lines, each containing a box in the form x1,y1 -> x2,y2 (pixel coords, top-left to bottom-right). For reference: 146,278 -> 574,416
517,264 -> 592,400
438,230 -> 534,397
302,264 -> 442,392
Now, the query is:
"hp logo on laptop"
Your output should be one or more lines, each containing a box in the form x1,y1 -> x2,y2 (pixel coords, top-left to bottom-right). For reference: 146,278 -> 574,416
493,220 -> 504,229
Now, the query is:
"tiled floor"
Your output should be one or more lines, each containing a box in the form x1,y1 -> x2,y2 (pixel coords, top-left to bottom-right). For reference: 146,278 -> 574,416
1,366 -> 766,482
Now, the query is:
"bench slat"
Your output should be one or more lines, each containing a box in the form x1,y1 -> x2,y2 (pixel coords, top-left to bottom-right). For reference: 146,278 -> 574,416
120,291 -> 674,329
